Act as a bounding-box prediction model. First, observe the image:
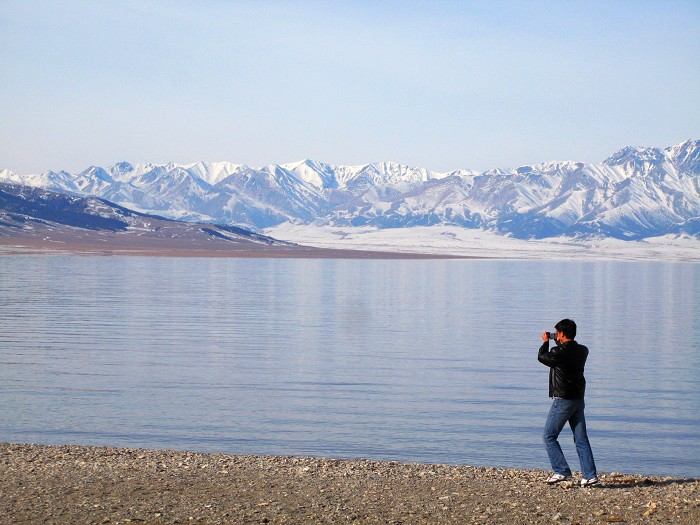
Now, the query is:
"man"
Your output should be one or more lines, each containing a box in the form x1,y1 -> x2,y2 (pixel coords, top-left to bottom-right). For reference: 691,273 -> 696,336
538,319 -> 599,487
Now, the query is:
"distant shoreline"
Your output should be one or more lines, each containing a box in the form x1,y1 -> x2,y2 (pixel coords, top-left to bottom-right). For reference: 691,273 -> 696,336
2,443 -> 698,524
0,238 -> 474,259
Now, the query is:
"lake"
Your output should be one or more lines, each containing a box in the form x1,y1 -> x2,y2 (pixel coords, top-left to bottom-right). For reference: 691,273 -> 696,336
1,256 -> 698,478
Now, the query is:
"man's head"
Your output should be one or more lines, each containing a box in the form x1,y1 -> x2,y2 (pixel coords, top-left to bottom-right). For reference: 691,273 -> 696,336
555,319 -> 577,341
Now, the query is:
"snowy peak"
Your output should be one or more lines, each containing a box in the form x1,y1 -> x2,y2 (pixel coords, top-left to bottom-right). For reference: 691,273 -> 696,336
603,145 -> 666,168
190,161 -> 248,185
0,168 -> 17,182
665,139 -> 700,174
80,166 -> 114,183
110,161 -> 135,177
281,159 -> 338,189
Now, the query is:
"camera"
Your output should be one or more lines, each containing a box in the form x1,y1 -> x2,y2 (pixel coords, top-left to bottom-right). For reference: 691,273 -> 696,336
547,331 -> 558,340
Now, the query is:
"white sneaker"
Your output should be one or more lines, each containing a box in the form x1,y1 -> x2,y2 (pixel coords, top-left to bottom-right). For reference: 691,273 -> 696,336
580,477 -> 600,487
545,473 -> 571,484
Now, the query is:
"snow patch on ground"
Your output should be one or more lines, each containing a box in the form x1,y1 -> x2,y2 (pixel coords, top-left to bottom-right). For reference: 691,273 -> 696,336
265,224 -> 699,262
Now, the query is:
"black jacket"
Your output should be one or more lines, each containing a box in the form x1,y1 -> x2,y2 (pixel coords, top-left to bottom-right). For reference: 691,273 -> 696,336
538,340 -> 588,399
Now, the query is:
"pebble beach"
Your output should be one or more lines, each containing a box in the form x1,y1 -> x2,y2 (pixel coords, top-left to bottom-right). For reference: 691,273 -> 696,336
1,443 -> 698,524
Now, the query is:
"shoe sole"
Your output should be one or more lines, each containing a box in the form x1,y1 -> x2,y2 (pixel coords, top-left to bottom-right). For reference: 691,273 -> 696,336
546,477 -> 571,484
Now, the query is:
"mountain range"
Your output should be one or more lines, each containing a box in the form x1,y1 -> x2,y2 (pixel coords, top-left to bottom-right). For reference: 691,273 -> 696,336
1,140 -> 698,240
1,183 -> 450,258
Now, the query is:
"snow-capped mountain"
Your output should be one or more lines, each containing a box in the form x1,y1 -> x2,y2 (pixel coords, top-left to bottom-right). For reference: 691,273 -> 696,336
1,140 -> 698,240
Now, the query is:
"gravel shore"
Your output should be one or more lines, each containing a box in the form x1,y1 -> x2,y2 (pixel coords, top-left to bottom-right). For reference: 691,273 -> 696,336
1,443 -> 698,524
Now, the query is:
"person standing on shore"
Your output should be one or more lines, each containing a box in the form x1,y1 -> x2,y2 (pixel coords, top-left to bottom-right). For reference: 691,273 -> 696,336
538,319 -> 599,487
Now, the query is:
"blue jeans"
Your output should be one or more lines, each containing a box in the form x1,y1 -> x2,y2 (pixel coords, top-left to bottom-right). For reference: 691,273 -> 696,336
543,398 -> 597,479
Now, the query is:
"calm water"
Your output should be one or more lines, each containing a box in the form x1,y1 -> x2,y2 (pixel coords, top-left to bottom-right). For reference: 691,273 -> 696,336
1,256 -> 698,477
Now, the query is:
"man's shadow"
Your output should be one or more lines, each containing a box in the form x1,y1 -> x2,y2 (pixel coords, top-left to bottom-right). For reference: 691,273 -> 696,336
597,477 -> 698,489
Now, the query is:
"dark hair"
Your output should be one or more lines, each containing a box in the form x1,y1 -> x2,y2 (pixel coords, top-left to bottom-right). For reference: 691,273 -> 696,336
555,319 -> 577,339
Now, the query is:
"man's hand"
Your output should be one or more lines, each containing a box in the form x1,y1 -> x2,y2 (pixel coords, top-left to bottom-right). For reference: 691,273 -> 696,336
542,331 -> 550,342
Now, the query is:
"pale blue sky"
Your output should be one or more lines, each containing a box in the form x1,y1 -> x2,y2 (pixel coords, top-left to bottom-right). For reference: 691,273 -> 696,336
1,0 -> 698,174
